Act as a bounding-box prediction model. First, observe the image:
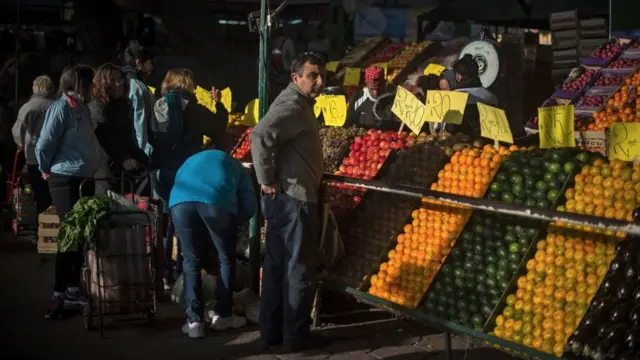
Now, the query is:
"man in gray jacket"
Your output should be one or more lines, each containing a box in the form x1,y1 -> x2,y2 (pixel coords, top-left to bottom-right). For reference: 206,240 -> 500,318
12,75 -> 55,213
252,52 -> 325,352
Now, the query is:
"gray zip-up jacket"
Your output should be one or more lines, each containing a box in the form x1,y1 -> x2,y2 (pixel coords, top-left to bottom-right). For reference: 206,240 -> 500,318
12,93 -> 55,165
251,83 -> 324,203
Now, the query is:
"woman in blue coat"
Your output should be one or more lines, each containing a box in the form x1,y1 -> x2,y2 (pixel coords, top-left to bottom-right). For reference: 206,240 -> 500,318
170,148 -> 257,338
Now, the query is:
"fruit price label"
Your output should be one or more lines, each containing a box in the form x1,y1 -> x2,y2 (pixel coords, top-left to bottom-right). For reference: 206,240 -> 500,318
478,102 -> 513,144
538,105 -> 576,148
425,90 -> 468,124
326,61 -> 339,72
313,96 -> 325,118
242,99 -> 260,126
320,95 -> 347,127
423,63 -> 446,76
195,86 -> 217,113
147,85 -> 156,95
609,123 -> 640,161
220,87 -> 232,113
391,86 -> 426,135
343,67 -> 361,86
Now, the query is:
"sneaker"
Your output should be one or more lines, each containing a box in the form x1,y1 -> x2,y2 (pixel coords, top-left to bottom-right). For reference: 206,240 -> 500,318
181,321 -> 206,339
44,296 -> 65,320
163,277 -> 172,292
64,287 -> 88,305
210,312 -> 247,331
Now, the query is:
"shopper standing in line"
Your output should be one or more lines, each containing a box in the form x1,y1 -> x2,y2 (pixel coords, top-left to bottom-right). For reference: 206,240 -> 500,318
36,65 -> 103,319
11,75 -> 56,213
251,52 -> 325,352
89,63 -> 149,193
152,68 -> 229,291
170,148 -> 256,338
121,41 -> 155,158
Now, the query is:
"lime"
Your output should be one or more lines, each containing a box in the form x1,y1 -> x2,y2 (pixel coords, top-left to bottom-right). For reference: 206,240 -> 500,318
512,184 -> 524,196
537,199 -> 551,208
547,162 -> 562,173
509,243 -> 521,253
533,189 -> 547,201
543,172 -> 556,183
547,189 -> 560,202
522,167 -> 534,176
535,180 -> 548,191
510,173 -> 524,185
490,182 -> 503,193
563,161 -> 576,174
529,157 -> 542,167
556,172 -> 569,184
575,152 -> 590,164
486,264 -> 498,277
524,198 -> 538,208
622,168 -> 633,181
496,172 -> 509,182
501,192 -> 515,203
524,176 -> 536,189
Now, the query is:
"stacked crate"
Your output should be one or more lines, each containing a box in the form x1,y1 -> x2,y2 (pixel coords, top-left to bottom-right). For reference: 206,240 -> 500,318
37,206 -> 59,254
550,10 -> 580,83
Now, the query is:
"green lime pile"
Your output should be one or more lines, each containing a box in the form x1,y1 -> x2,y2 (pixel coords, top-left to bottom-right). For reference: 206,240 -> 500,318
487,149 -> 575,208
422,212 -> 538,330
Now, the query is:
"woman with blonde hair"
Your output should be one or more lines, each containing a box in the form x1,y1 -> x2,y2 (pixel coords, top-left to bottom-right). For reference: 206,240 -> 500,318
151,68 -> 229,289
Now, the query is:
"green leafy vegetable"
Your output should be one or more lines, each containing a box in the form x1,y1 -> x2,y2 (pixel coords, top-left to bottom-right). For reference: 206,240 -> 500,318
57,196 -> 110,252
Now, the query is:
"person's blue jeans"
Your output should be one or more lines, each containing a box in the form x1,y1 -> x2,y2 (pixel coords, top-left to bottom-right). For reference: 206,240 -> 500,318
171,202 -> 237,323
150,168 -> 181,277
259,193 -> 320,346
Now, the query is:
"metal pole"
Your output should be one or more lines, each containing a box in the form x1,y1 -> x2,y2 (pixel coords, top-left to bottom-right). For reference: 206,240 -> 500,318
248,0 -> 269,296
14,0 -> 20,117
444,332 -> 452,360
608,0 -> 612,39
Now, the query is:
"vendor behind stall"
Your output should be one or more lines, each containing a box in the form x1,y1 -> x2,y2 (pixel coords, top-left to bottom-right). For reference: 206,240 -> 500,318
345,66 -> 388,129
446,54 -> 498,136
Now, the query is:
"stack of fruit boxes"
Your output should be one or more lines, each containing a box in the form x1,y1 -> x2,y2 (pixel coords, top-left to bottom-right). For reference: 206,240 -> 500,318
37,207 -> 59,254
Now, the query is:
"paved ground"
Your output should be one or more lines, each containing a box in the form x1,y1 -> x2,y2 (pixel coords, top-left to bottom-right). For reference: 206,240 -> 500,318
0,232 -> 519,360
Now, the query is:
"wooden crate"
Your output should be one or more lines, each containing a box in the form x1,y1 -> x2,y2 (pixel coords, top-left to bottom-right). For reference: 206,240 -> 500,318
38,206 -> 60,238
37,239 -> 57,254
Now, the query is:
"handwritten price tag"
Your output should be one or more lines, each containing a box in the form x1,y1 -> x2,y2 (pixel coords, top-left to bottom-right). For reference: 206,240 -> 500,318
242,99 -> 260,126
424,64 -> 446,76
326,61 -> 339,72
343,67 -> 361,86
314,96 -> 325,118
148,86 -> 156,95
391,86 -> 427,135
609,123 -> 640,161
320,95 -> 347,127
220,87 -> 232,113
195,86 -> 217,113
538,105 -> 576,148
425,91 -> 468,124
478,103 -> 513,144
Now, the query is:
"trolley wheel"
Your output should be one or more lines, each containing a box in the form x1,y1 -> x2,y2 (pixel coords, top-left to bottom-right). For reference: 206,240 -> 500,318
83,304 -> 94,331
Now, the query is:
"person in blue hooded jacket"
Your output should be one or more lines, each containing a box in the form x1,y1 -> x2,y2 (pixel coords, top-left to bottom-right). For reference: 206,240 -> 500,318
36,64 -> 105,320
170,148 -> 257,338
121,41 -> 155,157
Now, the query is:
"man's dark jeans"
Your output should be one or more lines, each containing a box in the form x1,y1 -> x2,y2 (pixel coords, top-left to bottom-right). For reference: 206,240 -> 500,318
259,193 -> 320,346
27,165 -> 52,214
171,202 -> 236,323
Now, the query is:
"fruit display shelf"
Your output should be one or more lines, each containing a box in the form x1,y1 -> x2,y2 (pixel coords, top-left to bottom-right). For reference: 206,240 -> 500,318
320,126 -> 367,174
362,145 -> 510,308
592,68 -> 640,129
388,41 -> 442,86
326,143 -> 448,289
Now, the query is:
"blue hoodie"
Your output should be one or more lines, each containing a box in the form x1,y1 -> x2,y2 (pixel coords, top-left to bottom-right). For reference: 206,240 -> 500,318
36,94 -> 104,178
122,66 -> 155,156
169,150 -> 257,223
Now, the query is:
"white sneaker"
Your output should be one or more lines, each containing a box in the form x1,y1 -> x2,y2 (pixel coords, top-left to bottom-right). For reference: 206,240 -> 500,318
181,321 -> 205,339
210,313 -> 247,331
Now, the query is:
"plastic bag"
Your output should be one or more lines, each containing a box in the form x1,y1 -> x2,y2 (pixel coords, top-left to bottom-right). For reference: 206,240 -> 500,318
232,288 -> 260,324
171,272 -> 217,305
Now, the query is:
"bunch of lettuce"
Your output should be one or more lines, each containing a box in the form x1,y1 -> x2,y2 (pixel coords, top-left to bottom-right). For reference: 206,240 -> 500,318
57,196 -> 110,252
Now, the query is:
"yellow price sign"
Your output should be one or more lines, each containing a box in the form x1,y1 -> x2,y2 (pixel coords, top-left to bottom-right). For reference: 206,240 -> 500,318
220,87 -> 232,113
538,105 -> 576,148
314,96 -> 326,118
609,123 -> 640,161
423,64 -> 446,76
372,63 -> 388,78
425,90 -> 468,124
478,103 -> 513,144
326,61 -> 339,72
148,85 -> 156,95
195,86 -> 216,113
391,86 -> 426,135
243,99 -> 260,126
343,67 -> 361,86
319,95 -> 347,127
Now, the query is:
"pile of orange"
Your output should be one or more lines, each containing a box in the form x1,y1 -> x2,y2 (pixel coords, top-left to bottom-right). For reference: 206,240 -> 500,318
430,146 -> 512,197
368,146 -> 511,307
491,226 -> 619,356
559,158 -> 640,224
593,83 -> 640,128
